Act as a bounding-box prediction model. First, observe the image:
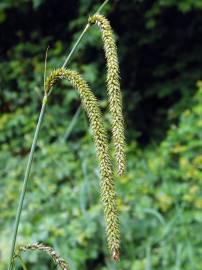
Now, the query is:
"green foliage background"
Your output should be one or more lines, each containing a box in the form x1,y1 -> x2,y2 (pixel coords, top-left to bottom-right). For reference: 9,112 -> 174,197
1,0 -> 202,269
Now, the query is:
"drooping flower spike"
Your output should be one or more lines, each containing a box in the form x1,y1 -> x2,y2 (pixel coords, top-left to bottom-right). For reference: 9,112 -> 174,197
88,14 -> 125,176
14,243 -> 70,270
45,68 -> 120,260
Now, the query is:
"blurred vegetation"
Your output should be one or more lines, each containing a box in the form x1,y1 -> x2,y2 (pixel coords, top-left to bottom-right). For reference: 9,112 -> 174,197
1,0 -> 202,269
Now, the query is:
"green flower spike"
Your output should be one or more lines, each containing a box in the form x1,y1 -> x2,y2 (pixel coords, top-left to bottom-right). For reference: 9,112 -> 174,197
45,68 -> 120,261
14,243 -> 70,270
88,14 -> 125,176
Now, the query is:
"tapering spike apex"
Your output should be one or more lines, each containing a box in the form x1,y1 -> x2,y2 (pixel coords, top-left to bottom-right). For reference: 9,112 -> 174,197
45,68 -> 120,260
88,14 -> 125,176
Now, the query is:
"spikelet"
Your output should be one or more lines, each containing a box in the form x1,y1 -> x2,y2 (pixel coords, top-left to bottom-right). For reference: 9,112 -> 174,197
45,68 -> 120,260
14,243 -> 70,270
88,14 -> 125,176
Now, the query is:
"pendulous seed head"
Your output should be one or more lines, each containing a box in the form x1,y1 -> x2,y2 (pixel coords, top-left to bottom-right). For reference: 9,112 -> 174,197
88,14 -> 125,177
14,243 -> 70,270
45,68 -> 120,260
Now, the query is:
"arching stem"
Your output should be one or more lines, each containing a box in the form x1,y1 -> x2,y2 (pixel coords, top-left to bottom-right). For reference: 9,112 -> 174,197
7,1 -> 110,270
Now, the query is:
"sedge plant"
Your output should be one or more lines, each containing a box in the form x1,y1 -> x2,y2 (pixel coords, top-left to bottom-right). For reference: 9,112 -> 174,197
8,0 -> 125,269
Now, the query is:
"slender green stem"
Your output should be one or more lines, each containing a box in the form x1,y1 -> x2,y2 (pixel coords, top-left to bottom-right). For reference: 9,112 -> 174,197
8,101 -> 46,270
61,106 -> 82,142
8,1 -> 110,269
62,0 -> 110,68
18,256 -> 28,270
62,23 -> 90,68
96,0 -> 110,14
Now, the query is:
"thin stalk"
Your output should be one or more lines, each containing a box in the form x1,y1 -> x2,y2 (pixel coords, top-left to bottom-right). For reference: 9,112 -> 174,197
8,1 -> 110,269
18,256 -> 28,270
62,0 -> 109,68
62,23 -> 90,68
96,0 -> 110,14
8,101 -> 46,270
61,106 -> 82,143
